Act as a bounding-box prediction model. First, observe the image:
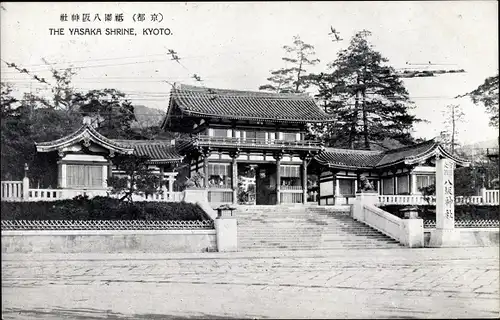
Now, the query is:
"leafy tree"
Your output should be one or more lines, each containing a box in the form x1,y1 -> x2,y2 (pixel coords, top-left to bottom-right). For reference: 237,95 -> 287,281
259,35 -> 320,93
107,154 -> 162,202
307,30 -> 420,149
462,74 -> 499,128
1,66 -> 137,181
72,89 -> 136,139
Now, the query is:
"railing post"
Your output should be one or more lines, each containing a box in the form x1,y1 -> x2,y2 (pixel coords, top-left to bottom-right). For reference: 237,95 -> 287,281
480,187 -> 487,204
22,177 -> 30,200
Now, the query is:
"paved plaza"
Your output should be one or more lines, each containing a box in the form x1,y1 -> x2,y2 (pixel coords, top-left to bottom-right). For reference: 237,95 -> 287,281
2,247 -> 499,319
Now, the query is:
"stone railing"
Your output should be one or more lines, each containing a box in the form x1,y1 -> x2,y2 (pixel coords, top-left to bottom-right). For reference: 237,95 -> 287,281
1,185 -> 183,203
130,192 -> 184,202
379,195 -> 433,205
379,192 -> 499,206
1,219 -> 215,231
353,192 -> 423,247
208,189 -> 233,204
362,204 -> 403,242
28,188 -> 109,201
423,219 -> 499,229
483,189 -> 499,205
1,181 -> 23,201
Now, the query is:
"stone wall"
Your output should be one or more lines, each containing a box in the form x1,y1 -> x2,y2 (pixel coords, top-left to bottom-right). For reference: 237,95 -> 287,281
1,230 -> 217,253
424,228 -> 499,247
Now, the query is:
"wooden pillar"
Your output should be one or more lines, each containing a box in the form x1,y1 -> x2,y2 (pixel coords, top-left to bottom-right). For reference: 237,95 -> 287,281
335,175 -> 340,205
274,152 -> 283,205
230,150 -> 239,204
355,172 -> 361,193
168,174 -> 175,193
392,169 -> 398,195
302,158 -> 308,204
204,157 -> 209,189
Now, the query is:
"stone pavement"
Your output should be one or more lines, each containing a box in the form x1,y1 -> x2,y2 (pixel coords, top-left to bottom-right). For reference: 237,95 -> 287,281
2,247 -> 499,319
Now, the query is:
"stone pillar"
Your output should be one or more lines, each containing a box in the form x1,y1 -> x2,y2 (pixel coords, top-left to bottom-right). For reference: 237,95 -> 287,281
22,176 -> 30,200
429,157 -> 459,247
275,153 -> 282,205
480,187 -> 487,203
400,207 -> 424,248
215,216 -> 237,252
168,174 -> 175,193
302,158 -> 308,204
353,191 -> 379,221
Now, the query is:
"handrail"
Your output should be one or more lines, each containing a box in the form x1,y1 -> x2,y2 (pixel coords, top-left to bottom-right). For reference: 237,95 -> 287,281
194,135 -> 323,148
362,204 -> 402,242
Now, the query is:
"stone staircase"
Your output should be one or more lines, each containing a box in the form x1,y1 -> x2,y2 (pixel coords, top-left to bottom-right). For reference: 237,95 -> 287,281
236,205 -> 403,250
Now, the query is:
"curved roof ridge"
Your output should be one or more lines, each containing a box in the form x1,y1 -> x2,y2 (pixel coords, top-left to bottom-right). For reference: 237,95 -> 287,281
383,139 -> 436,154
35,124 -> 134,154
175,83 -> 313,99
323,147 -> 384,155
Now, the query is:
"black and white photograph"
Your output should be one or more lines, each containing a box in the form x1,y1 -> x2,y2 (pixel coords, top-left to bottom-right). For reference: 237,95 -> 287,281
1,1 -> 499,319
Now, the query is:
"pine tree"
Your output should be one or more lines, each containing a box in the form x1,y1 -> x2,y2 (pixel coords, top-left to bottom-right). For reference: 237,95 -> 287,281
464,74 -> 498,128
441,104 -> 465,154
259,35 -> 319,93
308,30 -> 419,149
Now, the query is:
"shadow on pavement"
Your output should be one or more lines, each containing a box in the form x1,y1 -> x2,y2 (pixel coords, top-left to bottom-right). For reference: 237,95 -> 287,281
2,307 -> 264,319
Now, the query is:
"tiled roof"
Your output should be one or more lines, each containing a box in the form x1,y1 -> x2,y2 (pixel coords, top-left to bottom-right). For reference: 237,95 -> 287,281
315,148 -> 384,169
169,84 -> 334,123
35,124 -> 134,154
111,140 -> 183,163
376,140 -> 437,167
316,140 -> 469,169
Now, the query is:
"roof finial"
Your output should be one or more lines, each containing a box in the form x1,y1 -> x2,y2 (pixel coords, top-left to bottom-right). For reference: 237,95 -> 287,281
83,116 -> 93,126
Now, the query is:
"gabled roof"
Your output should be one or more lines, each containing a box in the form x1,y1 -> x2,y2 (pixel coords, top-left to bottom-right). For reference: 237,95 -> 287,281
315,139 -> 470,170
111,140 -> 183,164
35,125 -> 183,164
163,84 -> 335,125
35,124 -> 134,155
315,148 -> 384,170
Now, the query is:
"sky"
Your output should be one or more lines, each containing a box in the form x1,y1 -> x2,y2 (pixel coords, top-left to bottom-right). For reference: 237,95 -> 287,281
1,1 -> 498,145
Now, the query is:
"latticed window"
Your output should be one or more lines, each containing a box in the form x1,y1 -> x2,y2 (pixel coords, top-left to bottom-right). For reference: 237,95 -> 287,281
338,179 -> 355,195
280,165 -> 301,188
66,164 -> 103,188
212,128 -> 228,137
416,174 -> 435,192
208,163 -> 231,188
397,175 -> 409,194
282,132 -> 297,141
382,177 -> 394,195
245,130 -> 266,141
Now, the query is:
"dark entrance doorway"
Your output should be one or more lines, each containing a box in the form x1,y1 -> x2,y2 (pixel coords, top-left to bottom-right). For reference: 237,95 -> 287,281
255,164 -> 277,205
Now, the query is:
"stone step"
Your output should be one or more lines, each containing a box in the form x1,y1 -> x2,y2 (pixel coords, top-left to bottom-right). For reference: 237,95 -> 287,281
239,244 -> 403,250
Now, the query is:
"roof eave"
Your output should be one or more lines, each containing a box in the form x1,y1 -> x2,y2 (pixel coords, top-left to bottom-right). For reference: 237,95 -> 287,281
35,125 -> 134,155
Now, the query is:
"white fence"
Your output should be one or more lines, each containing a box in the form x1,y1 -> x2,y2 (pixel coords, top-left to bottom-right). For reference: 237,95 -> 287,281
378,191 -> 499,206
484,190 -> 499,205
1,181 -> 23,201
1,181 -> 183,203
379,195 -> 433,206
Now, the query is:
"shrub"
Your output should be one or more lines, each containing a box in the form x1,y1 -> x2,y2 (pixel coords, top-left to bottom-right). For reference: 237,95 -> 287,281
1,196 -> 211,221
380,204 -> 500,220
